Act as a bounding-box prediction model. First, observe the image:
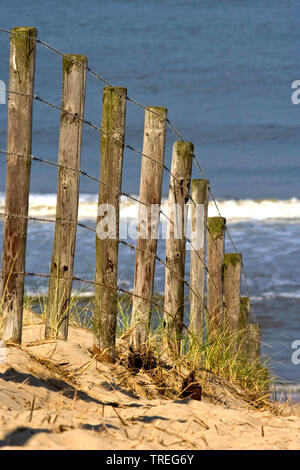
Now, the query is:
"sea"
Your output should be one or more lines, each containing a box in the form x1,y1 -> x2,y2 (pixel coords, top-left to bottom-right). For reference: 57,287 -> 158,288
0,0 -> 299,400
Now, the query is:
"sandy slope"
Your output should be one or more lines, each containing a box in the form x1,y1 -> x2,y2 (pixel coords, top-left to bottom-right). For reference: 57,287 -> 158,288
0,319 -> 299,450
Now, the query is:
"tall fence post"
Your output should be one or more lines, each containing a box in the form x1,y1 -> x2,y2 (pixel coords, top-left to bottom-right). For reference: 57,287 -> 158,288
45,55 -> 87,340
206,217 -> 226,335
163,142 -> 193,357
1,27 -> 37,343
130,106 -> 167,350
189,179 -> 209,342
223,253 -> 242,334
93,86 -> 127,362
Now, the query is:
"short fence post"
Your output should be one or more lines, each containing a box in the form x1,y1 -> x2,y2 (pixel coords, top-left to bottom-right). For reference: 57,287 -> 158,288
223,253 -> 242,333
239,296 -> 250,330
163,141 -> 193,357
130,106 -> 167,350
94,86 -> 127,362
1,27 -> 37,343
239,296 -> 250,354
249,323 -> 261,361
189,179 -> 209,342
45,54 -> 87,340
206,217 -> 226,334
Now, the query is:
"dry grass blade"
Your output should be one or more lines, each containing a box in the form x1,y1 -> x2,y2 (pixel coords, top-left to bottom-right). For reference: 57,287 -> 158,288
16,378 -> 30,389
112,406 -> 127,426
28,395 -> 36,423
25,339 -> 58,347
192,416 -> 209,430
68,356 -> 96,378
200,433 -> 209,447
154,424 -> 198,448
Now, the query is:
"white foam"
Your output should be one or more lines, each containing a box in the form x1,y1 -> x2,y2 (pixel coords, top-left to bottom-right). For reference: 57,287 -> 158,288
258,291 -> 300,300
1,193 -> 300,223
207,197 -> 300,222
277,291 -> 300,299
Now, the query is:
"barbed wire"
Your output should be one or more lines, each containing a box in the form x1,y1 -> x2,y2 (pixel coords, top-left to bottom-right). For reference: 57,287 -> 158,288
0,209 -> 228,317
0,147 -> 233,305
0,268 -> 176,323
0,266 -> 242,338
3,86 -> 244,299
0,149 -> 146,209
0,28 -> 249,304
0,210 -> 242,329
4,88 -> 184,190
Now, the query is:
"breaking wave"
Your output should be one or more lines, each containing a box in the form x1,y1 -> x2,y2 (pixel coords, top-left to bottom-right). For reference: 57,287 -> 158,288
1,193 -> 300,223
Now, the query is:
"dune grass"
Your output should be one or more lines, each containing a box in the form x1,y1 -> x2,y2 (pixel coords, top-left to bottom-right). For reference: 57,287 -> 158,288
3,286 -> 271,399
113,295 -> 271,396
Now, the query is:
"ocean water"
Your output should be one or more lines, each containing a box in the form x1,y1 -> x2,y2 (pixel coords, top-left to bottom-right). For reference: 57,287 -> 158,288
0,0 -> 300,396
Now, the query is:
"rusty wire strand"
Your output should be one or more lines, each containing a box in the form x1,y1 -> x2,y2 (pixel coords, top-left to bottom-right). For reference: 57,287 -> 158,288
3,87 -> 244,300
0,210 -> 226,316
0,26 -> 249,299
0,267 -> 242,338
0,146 -> 229,307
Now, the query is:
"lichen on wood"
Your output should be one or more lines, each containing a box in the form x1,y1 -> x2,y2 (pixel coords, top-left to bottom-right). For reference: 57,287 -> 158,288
208,216 -> 226,240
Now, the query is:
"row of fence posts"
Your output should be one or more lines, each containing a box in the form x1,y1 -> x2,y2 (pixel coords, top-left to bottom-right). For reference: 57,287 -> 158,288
0,27 -> 261,365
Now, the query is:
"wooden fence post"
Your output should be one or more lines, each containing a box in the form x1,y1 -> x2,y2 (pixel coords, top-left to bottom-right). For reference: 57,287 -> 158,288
223,253 -> 242,333
249,323 -> 261,361
1,27 -> 37,343
45,54 -> 87,340
130,106 -> 167,350
206,217 -> 226,334
163,141 -> 193,357
239,296 -> 250,354
239,296 -> 250,330
93,86 -> 127,362
189,179 -> 209,341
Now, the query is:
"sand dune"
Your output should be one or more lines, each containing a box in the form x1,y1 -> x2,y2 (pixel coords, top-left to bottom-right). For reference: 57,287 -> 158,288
0,319 -> 299,450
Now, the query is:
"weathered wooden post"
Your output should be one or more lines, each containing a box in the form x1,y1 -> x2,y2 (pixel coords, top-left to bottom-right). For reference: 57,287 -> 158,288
93,86 -> 127,362
130,106 -> 167,350
239,296 -> 250,331
163,142 -> 193,357
1,27 -> 37,343
189,179 -> 209,341
239,297 -> 261,361
223,253 -> 242,333
239,296 -> 250,353
249,323 -> 261,361
45,54 -> 87,340
206,217 -> 226,335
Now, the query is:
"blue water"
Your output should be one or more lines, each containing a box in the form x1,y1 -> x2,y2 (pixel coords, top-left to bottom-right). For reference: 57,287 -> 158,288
0,0 -> 300,394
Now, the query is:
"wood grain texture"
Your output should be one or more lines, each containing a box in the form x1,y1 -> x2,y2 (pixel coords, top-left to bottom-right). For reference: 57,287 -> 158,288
94,86 -> 127,362
130,106 -> 167,350
248,323 -> 261,360
45,54 -> 87,340
163,141 -> 193,357
206,217 -> 226,334
189,179 -> 209,341
224,253 -> 242,333
1,27 -> 37,343
239,296 -> 251,355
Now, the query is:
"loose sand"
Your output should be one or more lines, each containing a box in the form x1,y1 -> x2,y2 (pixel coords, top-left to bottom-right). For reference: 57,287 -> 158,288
0,316 -> 299,450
